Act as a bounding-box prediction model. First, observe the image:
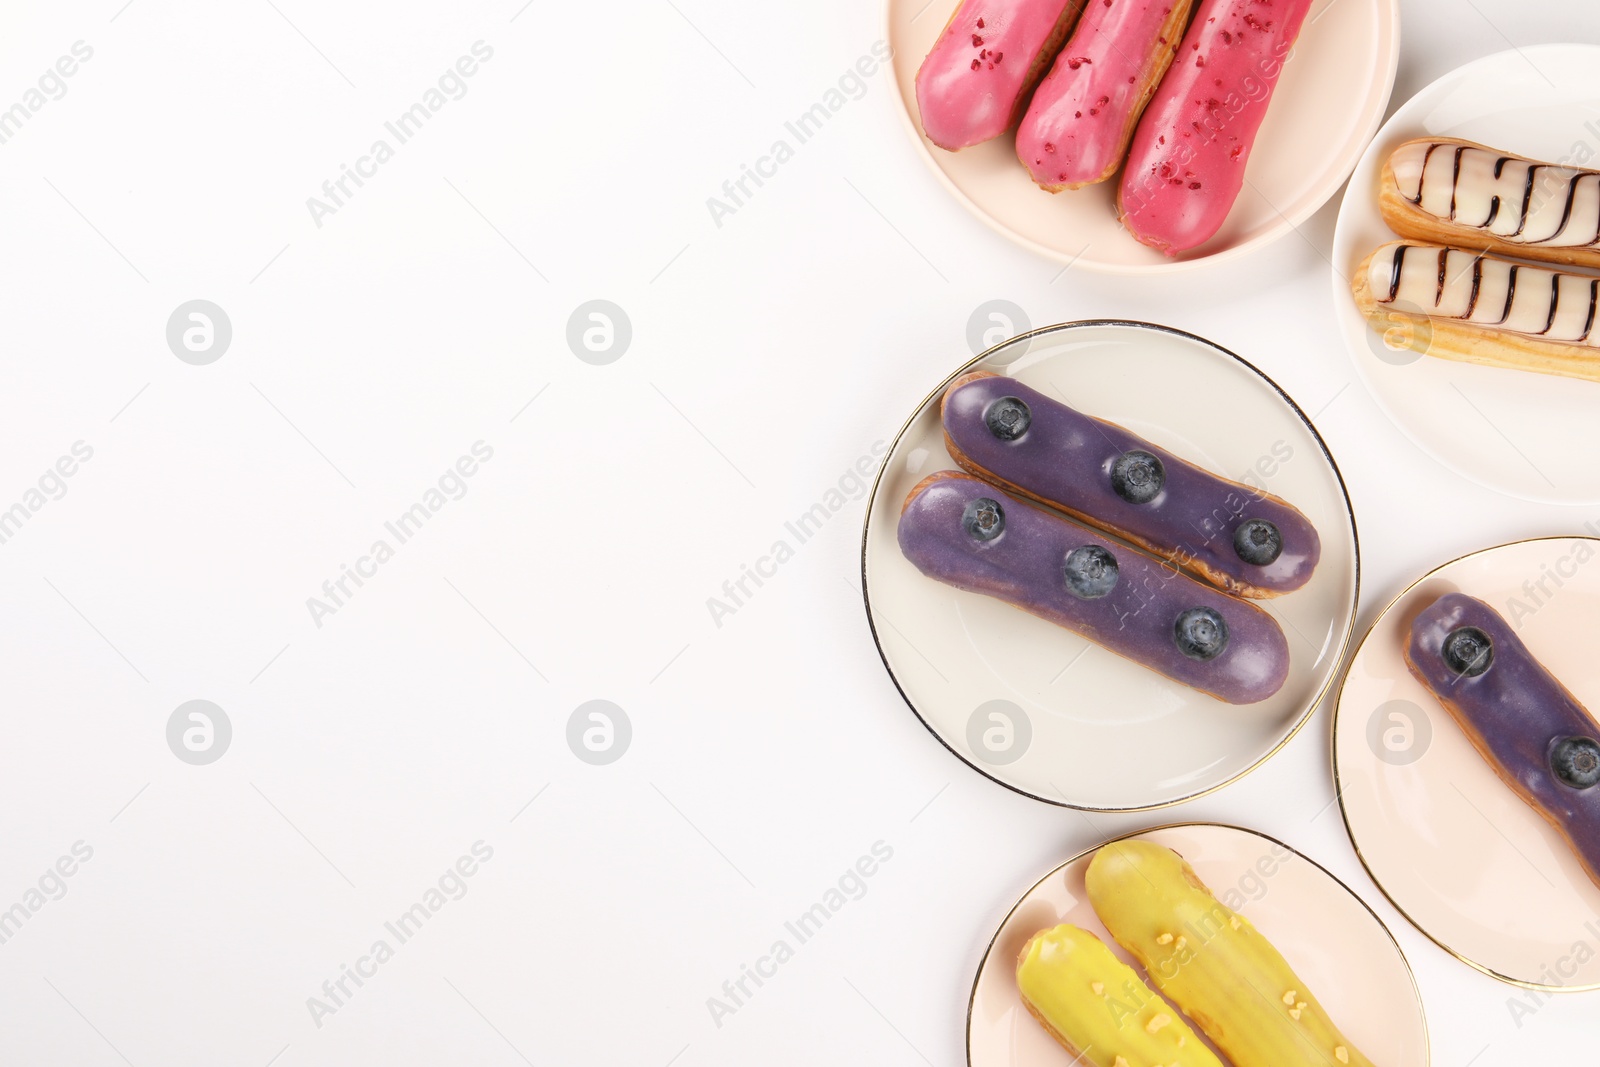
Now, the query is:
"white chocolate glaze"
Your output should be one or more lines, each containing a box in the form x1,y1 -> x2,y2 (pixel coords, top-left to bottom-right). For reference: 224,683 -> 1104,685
1389,141 -> 1600,249
1366,241 -> 1600,348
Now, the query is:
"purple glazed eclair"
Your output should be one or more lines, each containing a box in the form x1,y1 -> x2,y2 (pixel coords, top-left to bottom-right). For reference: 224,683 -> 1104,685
942,372 -> 1320,599
1405,593 -> 1600,892
898,471 -> 1289,704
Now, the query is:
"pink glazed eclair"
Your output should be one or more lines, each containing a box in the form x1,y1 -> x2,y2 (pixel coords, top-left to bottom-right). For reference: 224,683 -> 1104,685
1117,0 -> 1313,254
1016,0 -> 1196,191
916,0 -> 1087,152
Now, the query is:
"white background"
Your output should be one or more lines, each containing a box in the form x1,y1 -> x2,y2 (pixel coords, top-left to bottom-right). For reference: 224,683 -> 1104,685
0,1 -> 1596,1064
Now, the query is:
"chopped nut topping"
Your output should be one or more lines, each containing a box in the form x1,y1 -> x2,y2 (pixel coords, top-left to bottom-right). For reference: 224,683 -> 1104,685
1145,1013 -> 1172,1034
1174,936 -> 1188,950
1288,1007 -> 1302,1021
1229,916 -> 1242,930
1114,1057 -> 1130,1067
1282,990 -> 1297,1005
1155,933 -> 1174,945
1335,1047 -> 1349,1064
1091,981 -> 1105,995
1295,1001 -> 1306,1012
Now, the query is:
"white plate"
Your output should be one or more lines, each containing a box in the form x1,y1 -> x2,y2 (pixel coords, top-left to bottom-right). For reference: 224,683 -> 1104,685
861,321 -> 1359,810
1332,45 -> 1600,504
886,0 -> 1400,273
1335,537 -> 1600,990
967,823 -> 1429,1067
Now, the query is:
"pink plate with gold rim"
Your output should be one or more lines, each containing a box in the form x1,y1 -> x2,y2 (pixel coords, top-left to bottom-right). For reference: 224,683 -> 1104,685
1335,537 -> 1600,990
967,823 -> 1428,1066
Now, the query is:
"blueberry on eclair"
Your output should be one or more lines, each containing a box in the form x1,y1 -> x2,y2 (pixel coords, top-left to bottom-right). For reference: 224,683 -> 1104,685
898,471 -> 1290,704
941,372 -> 1321,598
1405,592 -> 1600,891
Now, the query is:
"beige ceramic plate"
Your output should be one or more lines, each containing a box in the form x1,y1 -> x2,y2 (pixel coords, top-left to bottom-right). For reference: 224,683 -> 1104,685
861,321 -> 1359,810
1335,537 -> 1600,990
886,0 -> 1400,273
967,823 -> 1429,1067
1332,45 -> 1600,504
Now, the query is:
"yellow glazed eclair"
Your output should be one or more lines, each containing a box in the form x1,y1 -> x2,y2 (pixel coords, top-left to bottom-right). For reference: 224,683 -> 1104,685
1086,840 -> 1376,1067
1017,924 -> 1222,1067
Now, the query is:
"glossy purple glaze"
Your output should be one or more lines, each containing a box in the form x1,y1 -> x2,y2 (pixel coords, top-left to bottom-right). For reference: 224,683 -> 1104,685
943,374 -> 1321,597
1406,593 -> 1600,889
897,472 -> 1289,704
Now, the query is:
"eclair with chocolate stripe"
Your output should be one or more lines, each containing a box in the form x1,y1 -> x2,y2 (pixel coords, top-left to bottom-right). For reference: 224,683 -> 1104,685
1380,137 -> 1600,271
1353,240 -> 1600,383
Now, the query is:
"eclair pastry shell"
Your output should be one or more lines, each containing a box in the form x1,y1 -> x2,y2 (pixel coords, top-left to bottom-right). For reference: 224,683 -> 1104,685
942,370 -> 1316,599
1351,244 -> 1600,384
1378,136 -> 1600,271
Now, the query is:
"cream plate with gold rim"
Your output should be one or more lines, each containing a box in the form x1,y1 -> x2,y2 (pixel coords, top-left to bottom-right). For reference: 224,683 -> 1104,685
861,321 -> 1359,810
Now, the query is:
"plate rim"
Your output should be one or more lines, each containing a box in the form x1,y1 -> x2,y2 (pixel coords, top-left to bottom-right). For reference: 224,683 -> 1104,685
859,318 -> 1363,812
1331,533 -> 1600,993
1329,42 -> 1600,506
881,0 -> 1403,274
962,820 -> 1432,1067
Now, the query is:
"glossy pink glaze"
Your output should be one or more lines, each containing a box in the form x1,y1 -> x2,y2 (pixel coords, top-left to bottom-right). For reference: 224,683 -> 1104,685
1017,0 -> 1190,190
916,0 -> 1084,151
1117,0 -> 1314,254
